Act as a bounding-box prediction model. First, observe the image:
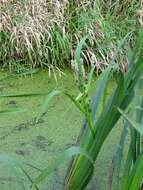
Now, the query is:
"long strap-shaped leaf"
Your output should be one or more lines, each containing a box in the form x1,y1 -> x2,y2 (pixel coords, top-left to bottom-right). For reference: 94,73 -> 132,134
90,66 -> 112,122
109,124 -> 128,190
35,90 -> 60,123
118,108 -> 143,135
75,35 -> 88,91
33,146 -> 94,186
121,146 -> 133,190
65,31 -> 143,190
125,153 -> 143,190
0,92 -> 52,98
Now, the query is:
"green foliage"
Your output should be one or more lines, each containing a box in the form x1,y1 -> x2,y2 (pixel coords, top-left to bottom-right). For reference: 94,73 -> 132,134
35,90 -> 60,123
0,31 -> 142,189
109,78 -> 143,190
63,31 -> 143,189
33,146 -> 94,187
1,1 -> 139,71
0,2 -> 143,187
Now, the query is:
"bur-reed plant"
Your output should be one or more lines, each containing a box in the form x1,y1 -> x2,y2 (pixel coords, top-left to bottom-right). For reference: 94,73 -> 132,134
63,30 -> 143,189
109,78 -> 143,190
31,31 -> 143,190
0,29 -> 143,190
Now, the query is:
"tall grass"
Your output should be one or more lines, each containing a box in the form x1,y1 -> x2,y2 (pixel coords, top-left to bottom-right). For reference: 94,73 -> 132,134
0,31 -> 142,189
63,31 -> 143,189
0,0 -> 139,72
109,79 -> 143,190
28,31 -> 143,190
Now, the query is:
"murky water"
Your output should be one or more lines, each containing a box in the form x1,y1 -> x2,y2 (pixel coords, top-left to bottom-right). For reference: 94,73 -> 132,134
0,69 -> 125,190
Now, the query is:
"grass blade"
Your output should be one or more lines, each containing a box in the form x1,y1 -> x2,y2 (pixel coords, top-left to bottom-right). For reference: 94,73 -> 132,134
0,92 -> 51,98
125,153 -> 143,190
118,108 -> 143,135
109,124 -> 128,190
90,66 -> 112,122
33,146 -> 94,186
0,108 -> 25,115
35,90 -> 60,123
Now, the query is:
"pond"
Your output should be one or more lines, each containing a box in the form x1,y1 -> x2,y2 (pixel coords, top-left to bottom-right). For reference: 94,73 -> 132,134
0,69 -> 125,190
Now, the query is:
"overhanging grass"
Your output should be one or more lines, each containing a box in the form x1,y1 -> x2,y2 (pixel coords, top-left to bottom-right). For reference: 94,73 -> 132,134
0,1 -> 140,71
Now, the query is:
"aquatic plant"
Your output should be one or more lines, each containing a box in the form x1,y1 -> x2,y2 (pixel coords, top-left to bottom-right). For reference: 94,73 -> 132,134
0,29 -> 143,190
63,31 -> 143,189
108,78 -> 143,190
32,31 -> 143,190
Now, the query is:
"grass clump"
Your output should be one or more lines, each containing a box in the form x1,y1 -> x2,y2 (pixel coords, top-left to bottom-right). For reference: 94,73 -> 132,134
0,31 -> 142,189
0,0 -> 140,72
28,30 -> 143,190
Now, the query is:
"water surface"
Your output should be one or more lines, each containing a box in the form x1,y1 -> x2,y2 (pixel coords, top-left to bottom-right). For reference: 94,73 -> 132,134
0,69 -> 125,190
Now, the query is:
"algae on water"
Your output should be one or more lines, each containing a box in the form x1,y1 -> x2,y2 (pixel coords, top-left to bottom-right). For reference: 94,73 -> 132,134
0,70 -> 125,190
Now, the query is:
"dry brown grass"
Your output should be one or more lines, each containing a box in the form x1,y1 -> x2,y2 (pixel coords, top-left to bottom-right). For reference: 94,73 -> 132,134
138,0 -> 143,25
0,0 -> 139,73
1,0 -> 49,47
1,1 -> 103,69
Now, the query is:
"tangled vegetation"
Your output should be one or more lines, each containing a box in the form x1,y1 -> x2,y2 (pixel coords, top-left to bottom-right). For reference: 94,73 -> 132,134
0,0 -> 141,72
0,1 -> 143,190
0,30 -> 143,190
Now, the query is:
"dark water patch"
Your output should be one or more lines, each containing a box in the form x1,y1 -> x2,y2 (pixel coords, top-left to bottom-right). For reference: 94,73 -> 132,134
15,123 -> 29,131
15,149 -> 29,156
32,136 -> 53,151
0,117 -> 45,142
15,117 -> 44,131
19,142 -> 27,146
0,122 -> 30,140
6,101 -> 17,106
